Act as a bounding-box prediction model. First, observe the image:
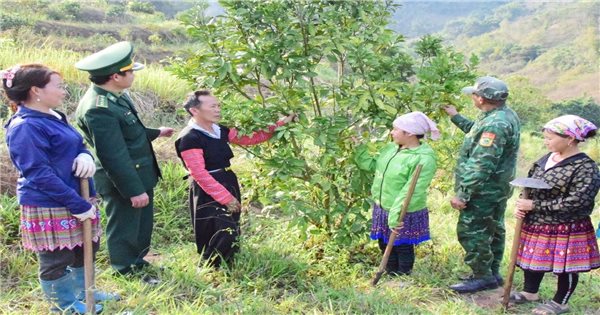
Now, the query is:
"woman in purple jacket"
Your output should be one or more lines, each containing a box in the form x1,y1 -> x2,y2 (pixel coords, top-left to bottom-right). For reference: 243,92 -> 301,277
2,64 -> 118,313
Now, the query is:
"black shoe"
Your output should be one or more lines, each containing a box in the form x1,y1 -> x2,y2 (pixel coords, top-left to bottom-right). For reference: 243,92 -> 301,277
449,276 -> 499,293
141,274 -> 161,285
493,273 -> 504,286
458,273 -> 504,286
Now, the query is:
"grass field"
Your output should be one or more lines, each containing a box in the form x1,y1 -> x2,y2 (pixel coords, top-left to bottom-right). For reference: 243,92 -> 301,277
1,132 -> 599,314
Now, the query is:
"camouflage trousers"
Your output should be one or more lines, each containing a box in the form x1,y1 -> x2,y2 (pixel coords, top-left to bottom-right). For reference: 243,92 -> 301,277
457,198 -> 507,278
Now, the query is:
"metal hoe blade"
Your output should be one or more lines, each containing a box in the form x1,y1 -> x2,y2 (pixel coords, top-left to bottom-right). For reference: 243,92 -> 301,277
509,177 -> 552,189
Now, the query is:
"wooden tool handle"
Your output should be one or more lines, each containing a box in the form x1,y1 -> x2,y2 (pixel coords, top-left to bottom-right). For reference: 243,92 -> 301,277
80,178 -> 96,314
502,187 -> 530,308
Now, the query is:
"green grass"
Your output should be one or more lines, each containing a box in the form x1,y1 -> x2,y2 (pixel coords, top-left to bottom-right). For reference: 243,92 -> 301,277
1,135 -> 599,314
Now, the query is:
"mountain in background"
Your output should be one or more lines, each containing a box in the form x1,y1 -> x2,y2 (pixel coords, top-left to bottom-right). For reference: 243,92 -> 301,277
391,0 -> 599,102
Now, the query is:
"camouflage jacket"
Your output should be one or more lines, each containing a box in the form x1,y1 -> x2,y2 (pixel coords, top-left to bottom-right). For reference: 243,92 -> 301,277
526,152 -> 600,225
451,104 -> 521,203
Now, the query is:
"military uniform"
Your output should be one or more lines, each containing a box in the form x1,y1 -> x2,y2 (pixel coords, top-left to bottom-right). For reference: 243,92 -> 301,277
74,42 -> 162,274
450,77 -> 521,292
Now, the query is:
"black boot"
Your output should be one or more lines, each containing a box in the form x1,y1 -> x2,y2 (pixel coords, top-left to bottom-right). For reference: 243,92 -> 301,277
395,244 -> 415,276
378,239 -> 399,275
449,276 -> 499,293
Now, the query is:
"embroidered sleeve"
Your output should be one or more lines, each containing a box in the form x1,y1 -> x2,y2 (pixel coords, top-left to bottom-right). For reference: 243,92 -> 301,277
228,120 -> 286,146
180,148 -> 235,205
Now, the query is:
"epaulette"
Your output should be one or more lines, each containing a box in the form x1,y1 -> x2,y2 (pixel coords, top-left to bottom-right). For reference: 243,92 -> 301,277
95,95 -> 108,108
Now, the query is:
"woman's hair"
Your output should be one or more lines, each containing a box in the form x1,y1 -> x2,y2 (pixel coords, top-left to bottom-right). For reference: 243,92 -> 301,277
183,90 -> 211,115
1,64 -> 59,113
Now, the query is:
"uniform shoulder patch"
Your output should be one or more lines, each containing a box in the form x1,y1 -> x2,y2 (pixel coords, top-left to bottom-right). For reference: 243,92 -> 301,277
95,95 -> 108,108
479,132 -> 496,147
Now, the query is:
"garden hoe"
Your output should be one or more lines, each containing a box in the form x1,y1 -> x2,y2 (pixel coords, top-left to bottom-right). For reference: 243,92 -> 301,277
371,164 -> 423,286
80,178 -> 96,314
502,177 -> 551,309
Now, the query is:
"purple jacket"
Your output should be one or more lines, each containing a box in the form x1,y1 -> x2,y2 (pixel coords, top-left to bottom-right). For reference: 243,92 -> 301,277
4,106 -> 95,214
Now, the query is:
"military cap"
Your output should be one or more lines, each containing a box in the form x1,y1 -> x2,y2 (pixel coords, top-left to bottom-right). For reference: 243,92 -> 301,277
75,41 -> 144,76
461,76 -> 509,101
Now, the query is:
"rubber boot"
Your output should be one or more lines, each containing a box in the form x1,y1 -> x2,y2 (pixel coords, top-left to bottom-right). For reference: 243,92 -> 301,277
70,267 -> 121,302
40,271 -> 103,314
395,244 -> 415,275
378,239 -> 399,276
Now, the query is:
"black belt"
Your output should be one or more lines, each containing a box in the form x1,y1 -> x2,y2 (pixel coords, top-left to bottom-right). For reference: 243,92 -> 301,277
183,167 -> 232,180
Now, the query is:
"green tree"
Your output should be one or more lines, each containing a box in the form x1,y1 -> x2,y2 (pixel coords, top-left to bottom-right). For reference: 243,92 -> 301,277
171,0 -> 477,244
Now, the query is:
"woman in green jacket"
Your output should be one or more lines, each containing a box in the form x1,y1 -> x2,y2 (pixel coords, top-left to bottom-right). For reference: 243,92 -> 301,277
355,112 -> 439,275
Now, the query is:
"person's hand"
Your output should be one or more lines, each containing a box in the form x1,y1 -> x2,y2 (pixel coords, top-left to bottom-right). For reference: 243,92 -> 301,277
282,113 -> 297,124
158,127 -> 175,137
392,222 -> 405,234
516,198 -> 534,211
514,209 -> 529,219
131,193 -> 150,208
72,153 -> 96,178
442,105 -> 458,117
72,205 -> 97,221
450,196 -> 467,210
226,199 -> 241,213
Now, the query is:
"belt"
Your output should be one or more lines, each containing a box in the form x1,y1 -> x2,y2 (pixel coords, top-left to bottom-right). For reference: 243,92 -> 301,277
183,167 -> 232,180
208,167 -> 232,174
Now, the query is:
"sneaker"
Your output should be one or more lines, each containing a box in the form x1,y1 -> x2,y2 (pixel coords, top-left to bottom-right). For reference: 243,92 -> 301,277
449,276 -> 499,293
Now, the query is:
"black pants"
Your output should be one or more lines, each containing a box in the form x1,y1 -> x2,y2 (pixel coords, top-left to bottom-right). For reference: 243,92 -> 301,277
38,242 -> 99,281
523,270 -> 579,305
189,171 -> 241,268
378,239 -> 415,275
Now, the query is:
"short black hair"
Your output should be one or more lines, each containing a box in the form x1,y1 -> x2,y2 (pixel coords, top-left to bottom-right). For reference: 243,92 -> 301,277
183,90 -> 211,115
89,71 -> 131,85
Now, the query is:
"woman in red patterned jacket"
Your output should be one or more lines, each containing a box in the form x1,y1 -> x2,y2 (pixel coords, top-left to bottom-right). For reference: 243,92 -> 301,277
510,115 -> 599,315
175,90 -> 295,267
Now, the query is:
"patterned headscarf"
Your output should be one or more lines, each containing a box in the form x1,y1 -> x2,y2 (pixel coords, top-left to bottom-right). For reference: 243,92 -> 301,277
392,111 -> 440,140
543,115 -> 597,141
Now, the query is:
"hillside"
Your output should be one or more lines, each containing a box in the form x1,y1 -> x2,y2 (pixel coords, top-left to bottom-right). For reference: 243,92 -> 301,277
392,1 -> 599,103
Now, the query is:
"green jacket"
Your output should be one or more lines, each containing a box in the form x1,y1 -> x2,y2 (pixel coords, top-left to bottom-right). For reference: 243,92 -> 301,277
451,104 -> 520,203
75,85 -> 161,198
355,142 -> 438,226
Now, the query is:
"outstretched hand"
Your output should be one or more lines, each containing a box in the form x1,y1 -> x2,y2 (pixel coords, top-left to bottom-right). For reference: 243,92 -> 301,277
442,105 -> 458,117
282,113 -> 297,124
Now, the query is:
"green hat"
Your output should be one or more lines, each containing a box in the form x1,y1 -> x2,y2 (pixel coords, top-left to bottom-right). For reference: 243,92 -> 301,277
461,76 -> 509,101
75,41 -> 144,76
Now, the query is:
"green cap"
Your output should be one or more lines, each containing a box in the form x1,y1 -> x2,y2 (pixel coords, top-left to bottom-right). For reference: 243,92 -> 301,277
461,76 -> 509,101
75,41 -> 144,76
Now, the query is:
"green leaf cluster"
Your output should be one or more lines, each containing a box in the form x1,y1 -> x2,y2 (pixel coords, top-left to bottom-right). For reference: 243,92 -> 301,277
172,0 -> 477,244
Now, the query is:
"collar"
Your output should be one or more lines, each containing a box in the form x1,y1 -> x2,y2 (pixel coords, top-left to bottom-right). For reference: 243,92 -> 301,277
479,104 -> 506,118
187,119 -> 221,139
4,105 -> 66,128
93,84 -> 124,102
535,152 -> 589,169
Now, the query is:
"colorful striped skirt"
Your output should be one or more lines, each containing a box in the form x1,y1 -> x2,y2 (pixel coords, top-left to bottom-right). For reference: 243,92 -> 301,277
370,205 -> 430,246
20,205 -> 101,252
516,217 -> 600,273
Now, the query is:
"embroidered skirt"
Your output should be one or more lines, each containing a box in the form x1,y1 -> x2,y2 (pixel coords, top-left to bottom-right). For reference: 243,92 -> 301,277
517,217 -> 600,273
370,204 -> 430,246
20,205 -> 101,252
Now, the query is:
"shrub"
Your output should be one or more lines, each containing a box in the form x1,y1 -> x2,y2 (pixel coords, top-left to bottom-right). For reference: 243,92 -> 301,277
128,0 -> 155,14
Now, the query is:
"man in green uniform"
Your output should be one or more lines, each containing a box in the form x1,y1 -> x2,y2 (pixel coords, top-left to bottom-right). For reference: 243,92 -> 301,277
443,76 -> 521,293
74,42 -> 174,277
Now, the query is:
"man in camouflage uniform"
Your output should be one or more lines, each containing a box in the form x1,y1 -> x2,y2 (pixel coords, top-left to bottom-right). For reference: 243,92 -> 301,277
443,76 -> 521,293
74,42 -> 174,279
